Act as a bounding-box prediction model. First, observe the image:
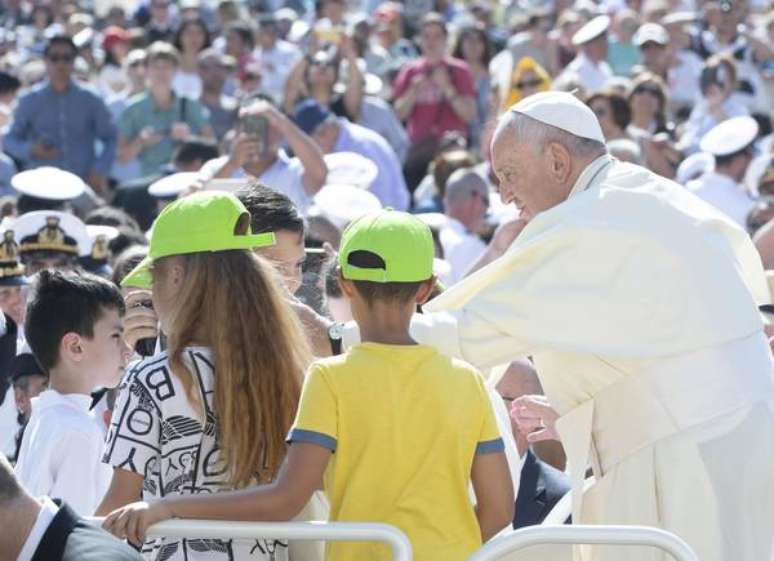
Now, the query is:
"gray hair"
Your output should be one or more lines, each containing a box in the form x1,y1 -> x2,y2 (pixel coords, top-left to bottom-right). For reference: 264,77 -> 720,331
444,168 -> 488,204
502,111 -> 608,160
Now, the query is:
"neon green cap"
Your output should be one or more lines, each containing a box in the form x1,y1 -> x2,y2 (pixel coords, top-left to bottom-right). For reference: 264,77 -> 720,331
121,191 -> 275,289
338,209 -> 434,282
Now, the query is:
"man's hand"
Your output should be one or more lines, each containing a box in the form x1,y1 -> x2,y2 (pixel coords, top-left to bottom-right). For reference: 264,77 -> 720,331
103,500 -> 174,546
87,170 -> 108,194
139,126 -> 164,148
170,122 -> 192,141
30,142 -> 59,160
227,132 -> 261,169
510,395 -> 561,443
123,290 -> 159,353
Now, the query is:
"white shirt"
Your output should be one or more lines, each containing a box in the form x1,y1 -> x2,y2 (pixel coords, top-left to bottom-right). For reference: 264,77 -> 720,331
668,50 -> 703,107
439,217 -> 486,285
254,40 -> 302,105
15,497 -> 59,561
559,52 -> 612,93
198,151 -> 311,214
14,390 -> 112,516
172,71 -> 203,100
687,171 -> 756,228
0,385 -> 19,457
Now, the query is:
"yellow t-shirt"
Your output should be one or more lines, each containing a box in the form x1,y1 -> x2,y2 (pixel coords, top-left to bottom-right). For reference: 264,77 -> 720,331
288,342 -> 504,561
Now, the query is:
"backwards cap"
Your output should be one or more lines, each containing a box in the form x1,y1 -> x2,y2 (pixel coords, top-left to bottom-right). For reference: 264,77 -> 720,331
121,191 -> 275,288
338,209 -> 434,283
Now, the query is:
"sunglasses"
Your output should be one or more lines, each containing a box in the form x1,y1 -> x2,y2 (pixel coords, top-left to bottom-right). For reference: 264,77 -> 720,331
516,79 -> 542,90
47,54 -> 75,63
634,84 -> 661,97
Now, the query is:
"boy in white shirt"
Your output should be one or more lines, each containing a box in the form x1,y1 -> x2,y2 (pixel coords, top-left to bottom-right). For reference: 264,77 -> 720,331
15,269 -> 129,515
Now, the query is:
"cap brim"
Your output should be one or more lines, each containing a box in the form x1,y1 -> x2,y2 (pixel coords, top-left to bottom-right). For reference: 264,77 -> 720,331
121,256 -> 153,289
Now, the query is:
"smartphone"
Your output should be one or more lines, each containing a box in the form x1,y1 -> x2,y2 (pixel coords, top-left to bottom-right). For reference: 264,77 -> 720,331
133,300 -> 157,357
242,113 -> 269,155
314,27 -> 342,45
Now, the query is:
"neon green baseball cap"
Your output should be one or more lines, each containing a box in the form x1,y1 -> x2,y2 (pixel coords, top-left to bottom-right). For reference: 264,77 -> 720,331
338,209 -> 434,283
121,191 -> 275,289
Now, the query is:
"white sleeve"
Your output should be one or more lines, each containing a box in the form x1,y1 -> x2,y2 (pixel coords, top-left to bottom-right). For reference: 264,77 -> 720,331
49,429 -> 106,515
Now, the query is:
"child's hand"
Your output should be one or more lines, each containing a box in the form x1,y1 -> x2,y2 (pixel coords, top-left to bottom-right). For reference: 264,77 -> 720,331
103,500 -> 173,545
123,290 -> 159,352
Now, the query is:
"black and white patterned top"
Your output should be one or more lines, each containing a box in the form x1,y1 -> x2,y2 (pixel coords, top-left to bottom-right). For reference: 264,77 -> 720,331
103,347 -> 288,561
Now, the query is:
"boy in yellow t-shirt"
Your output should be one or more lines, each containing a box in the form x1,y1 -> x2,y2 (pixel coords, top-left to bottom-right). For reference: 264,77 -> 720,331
103,209 -> 515,561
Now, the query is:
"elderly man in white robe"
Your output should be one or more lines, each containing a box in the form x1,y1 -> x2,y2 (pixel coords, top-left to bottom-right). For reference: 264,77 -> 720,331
344,91 -> 774,561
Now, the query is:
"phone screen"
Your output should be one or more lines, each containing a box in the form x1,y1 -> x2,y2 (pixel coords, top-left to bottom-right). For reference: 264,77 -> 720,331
243,114 -> 269,154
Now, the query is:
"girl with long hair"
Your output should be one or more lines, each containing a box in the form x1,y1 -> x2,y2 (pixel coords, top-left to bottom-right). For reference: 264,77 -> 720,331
96,191 -> 310,561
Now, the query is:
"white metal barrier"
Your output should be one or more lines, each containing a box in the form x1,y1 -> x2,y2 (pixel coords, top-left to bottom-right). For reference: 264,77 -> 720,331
88,519 -> 412,561
469,525 -> 699,561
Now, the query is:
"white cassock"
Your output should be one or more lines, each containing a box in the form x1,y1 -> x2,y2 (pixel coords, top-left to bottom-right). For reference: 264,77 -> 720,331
349,155 -> 774,560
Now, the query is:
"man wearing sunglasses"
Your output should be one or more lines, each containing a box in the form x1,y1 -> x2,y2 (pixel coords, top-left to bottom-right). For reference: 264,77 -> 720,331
4,35 -> 117,195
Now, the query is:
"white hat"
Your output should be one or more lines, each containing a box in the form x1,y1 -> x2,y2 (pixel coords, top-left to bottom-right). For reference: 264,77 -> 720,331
310,184 -> 382,229
11,167 -> 86,201
13,210 -> 89,257
148,172 -> 199,198
633,23 -> 669,47
662,11 -> 697,26
509,91 -> 606,143
676,152 -> 714,185
84,225 -> 119,259
572,15 -> 610,46
699,116 -> 759,157
323,152 -> 379,190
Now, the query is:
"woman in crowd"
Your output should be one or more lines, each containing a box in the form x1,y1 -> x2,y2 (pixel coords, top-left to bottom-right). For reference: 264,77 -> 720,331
627,72 -> 681,178
96,191 -> 310,561
452,22 -> 492,151
498,56 -> 550,112
586,90 -> 632,141
173,17 -> 211,99
282,40 -> 364,122
99,26 -> 132,97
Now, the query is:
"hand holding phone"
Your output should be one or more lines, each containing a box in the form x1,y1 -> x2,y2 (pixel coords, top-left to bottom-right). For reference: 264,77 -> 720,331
242,113 -> 269,156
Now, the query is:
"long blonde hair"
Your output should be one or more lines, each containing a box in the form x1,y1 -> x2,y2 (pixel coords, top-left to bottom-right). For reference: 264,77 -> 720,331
157,249 -> 310,487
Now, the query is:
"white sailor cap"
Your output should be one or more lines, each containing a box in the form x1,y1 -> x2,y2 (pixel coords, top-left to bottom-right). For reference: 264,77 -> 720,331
633,23 -> 669,47
13,210 -> 89,257
676,152 -> 714,185
310,184 -> 382,230
84,224 -> 119,260
572,15 -> 610,46
661,11 -> 697,26
11,166 -> 87,201
699,116 -> 759,157
509,90 -> 606,144
148,172 -> 200,199
323,152 -> 379,190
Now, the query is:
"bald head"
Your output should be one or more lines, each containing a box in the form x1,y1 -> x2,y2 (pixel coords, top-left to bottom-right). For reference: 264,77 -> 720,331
444,168 -> 488,204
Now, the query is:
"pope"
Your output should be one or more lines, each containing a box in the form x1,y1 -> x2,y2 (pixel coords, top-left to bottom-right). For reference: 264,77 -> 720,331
346,92 -> 774,561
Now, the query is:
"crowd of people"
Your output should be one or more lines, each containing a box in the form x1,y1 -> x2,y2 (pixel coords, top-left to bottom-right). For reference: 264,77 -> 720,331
0,0 -> 773,560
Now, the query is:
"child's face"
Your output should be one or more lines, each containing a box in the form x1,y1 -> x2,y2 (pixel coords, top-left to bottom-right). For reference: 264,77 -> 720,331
81,307 -> 129,389
256,229 -> 305,294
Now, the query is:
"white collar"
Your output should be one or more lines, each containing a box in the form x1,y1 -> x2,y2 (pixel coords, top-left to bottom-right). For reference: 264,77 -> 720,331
568,154 -> 615,199
33,389 -> 93,414
703,171 -> 745,191
15,497 -> 59,561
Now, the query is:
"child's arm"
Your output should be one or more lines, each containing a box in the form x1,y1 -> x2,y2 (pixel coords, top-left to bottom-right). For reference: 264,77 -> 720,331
103,442 -> 331,545
471,450 -> 515,542
95,468 -> 145,516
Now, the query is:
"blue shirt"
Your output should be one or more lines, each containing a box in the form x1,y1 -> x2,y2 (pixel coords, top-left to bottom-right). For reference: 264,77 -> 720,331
118,91 -> 209,176
4,80 -> 117,178
334,119 -> 410,211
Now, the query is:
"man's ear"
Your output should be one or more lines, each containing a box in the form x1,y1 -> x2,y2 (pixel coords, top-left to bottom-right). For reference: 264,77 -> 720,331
545,141 -> 572,184
337,270 -> 356,298
60,332 -> 84,364
415,276 -> 438,306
